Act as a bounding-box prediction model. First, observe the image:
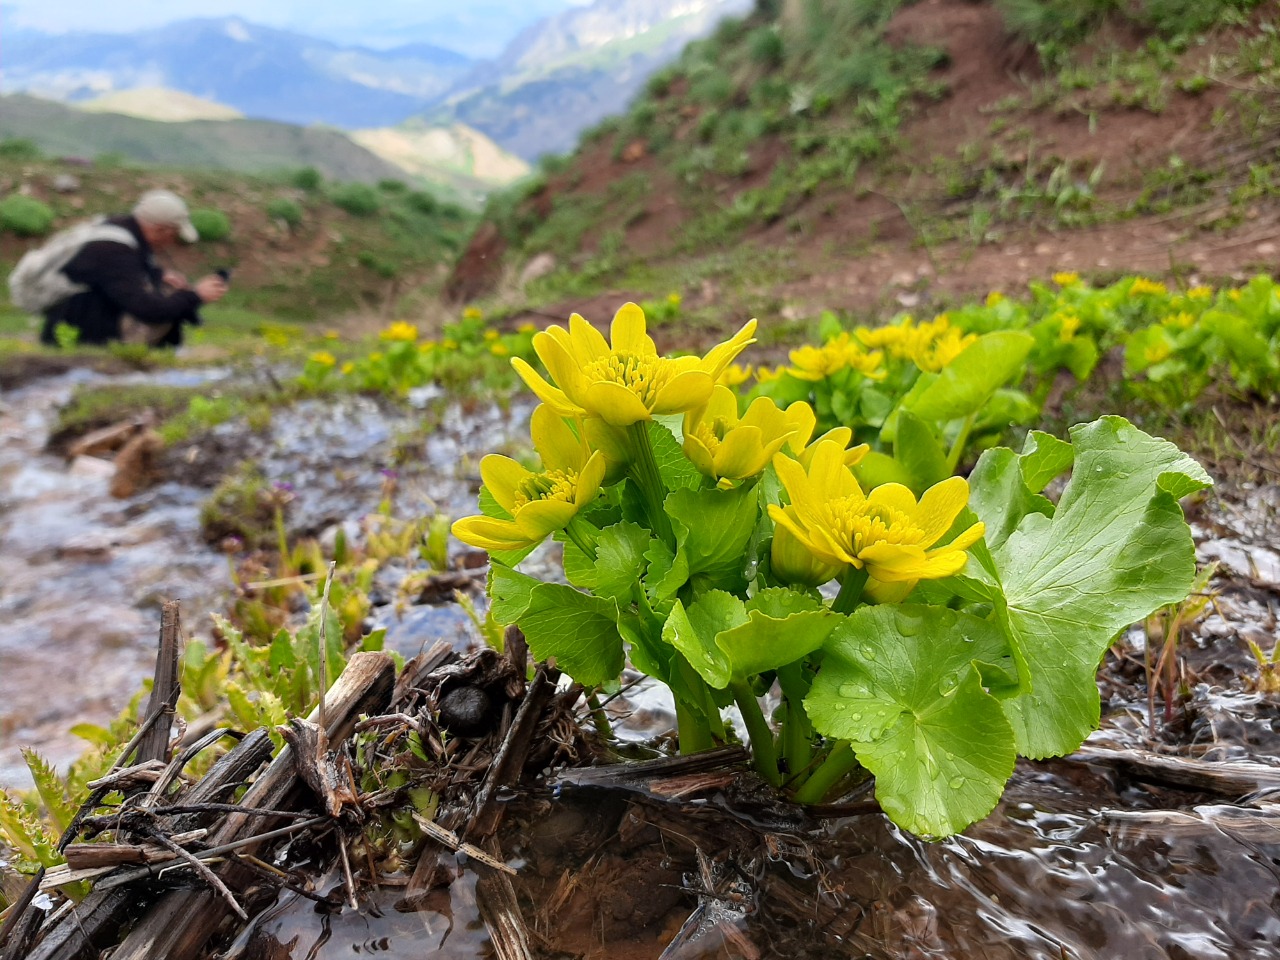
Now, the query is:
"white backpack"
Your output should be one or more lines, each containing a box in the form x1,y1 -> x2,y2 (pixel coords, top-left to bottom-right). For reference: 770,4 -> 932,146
7,217 -> 138,314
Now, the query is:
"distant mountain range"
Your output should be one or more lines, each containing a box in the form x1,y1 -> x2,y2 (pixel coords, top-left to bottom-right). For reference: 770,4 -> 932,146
2,0 -> 751,160
2,18 -> 472,128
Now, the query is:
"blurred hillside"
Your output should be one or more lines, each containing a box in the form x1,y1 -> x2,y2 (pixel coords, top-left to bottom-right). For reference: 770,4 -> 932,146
0,146 -> 474,322
447,0 -> 1280,323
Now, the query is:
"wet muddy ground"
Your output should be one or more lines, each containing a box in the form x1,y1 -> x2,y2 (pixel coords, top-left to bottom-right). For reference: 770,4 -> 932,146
3,367 -> 1280,958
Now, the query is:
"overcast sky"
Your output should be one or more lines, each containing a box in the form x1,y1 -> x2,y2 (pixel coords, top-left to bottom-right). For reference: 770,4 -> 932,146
2,0 -> 591,55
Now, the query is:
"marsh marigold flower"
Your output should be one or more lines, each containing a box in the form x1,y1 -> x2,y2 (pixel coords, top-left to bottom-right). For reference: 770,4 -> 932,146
788,332 -> 884,382
718,363 -> 753,387
1053,272 -> 1081,287
452,406 -> 605,552
768,440 -> 984,599
683,386 -> 804,488
381,321 -> 419,342
1187,286 -> 1212,301
1129,277 -> 1167,297
512,302 -> 756,427
463,306 -> 484,321
310,350 -> 336,366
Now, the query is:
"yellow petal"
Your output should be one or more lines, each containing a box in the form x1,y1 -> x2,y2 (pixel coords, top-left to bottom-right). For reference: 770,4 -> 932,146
914,476 -> 970,547
451,515 -> 539,552
784,401 -> 817,451
574,451 -> 607,507
714,425 -> 768,479
845,443 -> 870,467
930,520 -> 985,555
610,302 -> 656,357
515,499 -> 577,538
511,358 -> 584,417
860,542 -> 967,582
864,578 -> 917,603
683,433 -> 717,478
700,319 -> 758,379
767,503 -> 853,568
584,380 -> 653,426
537,333 -> 589,405
479,455 -> 531,515
530,405 -> 584,472
651,369 -> 714,416
807,439 -> 863,502
707,384 -> 742,422
865,482 -> 918,517
566,313 -> 610,363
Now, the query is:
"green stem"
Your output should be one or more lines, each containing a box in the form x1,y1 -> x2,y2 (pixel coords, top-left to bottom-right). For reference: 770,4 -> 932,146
793,741 -> 860,805
730,679 -> 781,788
779,698 -> 813,790
626,421 -> 673,546
586,693 -> 614,741
946,411 -> 979,474
675,698 -> 713,754
564,515 -> 599,560
832,567 -> 868,615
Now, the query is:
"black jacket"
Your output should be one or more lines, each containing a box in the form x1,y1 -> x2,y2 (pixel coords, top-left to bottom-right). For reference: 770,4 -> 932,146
40,215 -> 203,347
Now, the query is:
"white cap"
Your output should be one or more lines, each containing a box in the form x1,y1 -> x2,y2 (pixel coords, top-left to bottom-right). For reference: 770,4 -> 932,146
133,189 -> 199,243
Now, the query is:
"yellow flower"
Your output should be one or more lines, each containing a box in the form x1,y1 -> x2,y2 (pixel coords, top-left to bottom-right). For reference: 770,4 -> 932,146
369,351 -> 384,363
1143,339 -> 1172,365
340,361 -> 355,375
1162,311 -> 1195,330
666,292 -> 682,308
1129,277 -> 1167,297
489,342 -> 510,357
381,321 -> 419,342
442,339 -> 459,350
483,329 -> 500,341
518,322 -> 537,334
324,329 -> 340,340
451,406 -> 606,552
420,340 -> 437,352
683,386 -> 803,488
718,362 -> 753,387
779,401 -> 869,468
771,522 -> 840,588
1187,286 -> 1212,300
754,364 -> 787,383
768,441 -> 984,599
1228,289 -> 1242,302
1053,271 -> 1080,287
788,332 -> 884,381
915,326 -> 977,372
309,350 -> 336,366
1057,312 -> 1081,342
512,302 -> 756,427
986,291 -> 1005,307
463,306 -> 484,321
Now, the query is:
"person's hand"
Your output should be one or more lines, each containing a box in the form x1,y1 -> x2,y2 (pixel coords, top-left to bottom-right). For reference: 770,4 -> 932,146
194,275 -> 228,303
162,269 -> 189,289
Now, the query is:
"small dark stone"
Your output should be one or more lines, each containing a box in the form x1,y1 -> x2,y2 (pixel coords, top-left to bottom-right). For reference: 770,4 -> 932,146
438,685 -> 491,735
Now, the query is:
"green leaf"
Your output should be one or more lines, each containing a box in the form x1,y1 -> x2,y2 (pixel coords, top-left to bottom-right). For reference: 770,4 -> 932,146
518,584 -> 624,687
906,331 -> 1034,421
269,627 -> 297,673
592,522 -> 653,602
966,448 -> 1054,554
806,605 -> 1016,837
662,594 -> 743,689
1019,430 -> 1074,493
894,410 -> 949,492
716,606 -> 839,680
643,538 -> 688,602
853,449 -> 916,490
22,749 -> 74,834
488,563 -> 540,625
360,628 -> 387,652
666,483 -> 759,587
977,417 -> 1212,758
648,417 -> 702,491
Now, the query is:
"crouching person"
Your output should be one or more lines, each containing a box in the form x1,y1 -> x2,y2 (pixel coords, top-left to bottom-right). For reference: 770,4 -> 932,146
32,190 -> 227,347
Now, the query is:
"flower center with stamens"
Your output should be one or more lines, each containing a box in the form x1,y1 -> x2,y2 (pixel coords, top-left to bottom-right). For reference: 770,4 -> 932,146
513,469 -> 578,509
582,353 -> 672,408
822,498 -> 924,557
